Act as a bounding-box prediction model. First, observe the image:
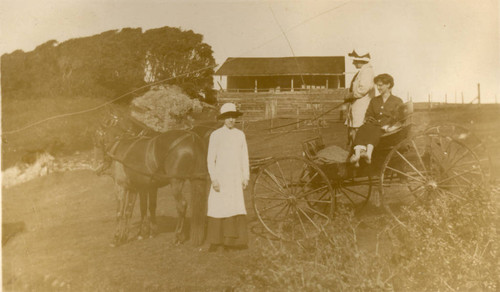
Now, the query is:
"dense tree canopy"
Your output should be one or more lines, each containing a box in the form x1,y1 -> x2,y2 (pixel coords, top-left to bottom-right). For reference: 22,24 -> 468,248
1,26 -> 216,104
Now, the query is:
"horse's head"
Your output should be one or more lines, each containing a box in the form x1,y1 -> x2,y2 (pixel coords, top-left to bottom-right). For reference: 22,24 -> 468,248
93,110 -> 124,175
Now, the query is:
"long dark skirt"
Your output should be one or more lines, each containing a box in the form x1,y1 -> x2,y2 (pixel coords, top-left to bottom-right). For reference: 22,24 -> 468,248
354,123 -> 383,147
207,215 -> 248,247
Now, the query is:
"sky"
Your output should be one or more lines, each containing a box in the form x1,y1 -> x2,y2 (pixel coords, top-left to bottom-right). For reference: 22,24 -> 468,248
1,0 -> 499,103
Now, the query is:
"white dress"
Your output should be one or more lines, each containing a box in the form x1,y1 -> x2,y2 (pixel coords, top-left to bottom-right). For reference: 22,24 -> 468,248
207,125 -> 250,218
346,63 -> 375,128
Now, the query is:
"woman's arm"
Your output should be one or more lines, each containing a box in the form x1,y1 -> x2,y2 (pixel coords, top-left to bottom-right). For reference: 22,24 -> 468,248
352,65 -> 374,98
364,98 -> 378,124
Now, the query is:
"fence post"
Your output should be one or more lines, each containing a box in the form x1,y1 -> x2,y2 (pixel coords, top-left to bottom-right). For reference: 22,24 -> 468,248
477,83 -> 481,105
296,104 -> 300,130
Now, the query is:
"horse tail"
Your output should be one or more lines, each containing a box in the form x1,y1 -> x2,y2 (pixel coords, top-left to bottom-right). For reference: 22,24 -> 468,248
188,132 -> 209,246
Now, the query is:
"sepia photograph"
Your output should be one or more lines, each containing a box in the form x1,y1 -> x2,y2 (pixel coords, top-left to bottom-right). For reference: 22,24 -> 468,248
1,0 -> 499,290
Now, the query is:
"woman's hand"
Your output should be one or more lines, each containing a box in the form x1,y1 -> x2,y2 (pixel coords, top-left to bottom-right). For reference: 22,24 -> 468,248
381,125 -> 389,132
212,180 -> 220,192
242,179 -> 249,190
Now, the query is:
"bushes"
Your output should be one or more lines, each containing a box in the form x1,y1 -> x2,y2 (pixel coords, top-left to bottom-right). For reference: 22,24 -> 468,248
240,187 -> 498,291
388,187 -> 498,291
131,85 -> 202,132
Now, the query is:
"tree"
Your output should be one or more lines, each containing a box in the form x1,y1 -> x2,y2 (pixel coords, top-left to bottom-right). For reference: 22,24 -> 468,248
1,26 -> 216,103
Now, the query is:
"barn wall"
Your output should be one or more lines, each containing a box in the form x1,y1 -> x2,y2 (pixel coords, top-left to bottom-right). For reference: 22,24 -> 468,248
217,89 -> 348,121
226,75 -> 346,92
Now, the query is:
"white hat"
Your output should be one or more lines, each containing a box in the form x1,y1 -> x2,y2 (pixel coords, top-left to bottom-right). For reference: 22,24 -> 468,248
348,50 -> 371,62
218,103 -> 243,120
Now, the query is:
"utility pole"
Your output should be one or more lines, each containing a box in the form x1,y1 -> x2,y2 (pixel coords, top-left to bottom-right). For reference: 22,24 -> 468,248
428,93 -> 432,110
461,92 -> 464,104
445,93 -> 448,104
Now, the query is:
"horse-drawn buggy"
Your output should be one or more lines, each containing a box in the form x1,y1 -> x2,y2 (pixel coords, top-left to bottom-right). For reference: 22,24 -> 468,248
249,105 -> 491,242
98,104 -> 490,246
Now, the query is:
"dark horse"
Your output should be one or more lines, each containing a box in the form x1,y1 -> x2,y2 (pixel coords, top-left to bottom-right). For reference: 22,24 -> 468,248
95,110 -> 213,247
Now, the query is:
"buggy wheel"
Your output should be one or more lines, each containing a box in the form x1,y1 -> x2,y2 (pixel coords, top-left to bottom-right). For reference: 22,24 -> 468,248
424,123 -> 492,181
333,175 -> 373,213
380,133 -> 485,217
252,156 -> 333,241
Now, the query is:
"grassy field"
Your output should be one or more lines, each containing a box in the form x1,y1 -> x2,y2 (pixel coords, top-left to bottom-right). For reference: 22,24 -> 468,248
2,103 -> 499,291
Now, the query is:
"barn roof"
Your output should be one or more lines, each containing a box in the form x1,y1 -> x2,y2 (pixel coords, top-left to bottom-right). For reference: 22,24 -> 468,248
215,56 -> 345,76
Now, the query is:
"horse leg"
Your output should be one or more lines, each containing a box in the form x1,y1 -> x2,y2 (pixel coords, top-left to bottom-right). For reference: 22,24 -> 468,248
112,189 -> 137,247
112,186 -> 128,246
137,191 -> 149,240
171,179 -> 187,244
148,189 -> 158,238
190,178 -> 208,246
115,185 -> 126,222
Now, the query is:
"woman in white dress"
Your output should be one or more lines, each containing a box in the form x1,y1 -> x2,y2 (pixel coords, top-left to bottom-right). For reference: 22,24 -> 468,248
206,103 -> 250,251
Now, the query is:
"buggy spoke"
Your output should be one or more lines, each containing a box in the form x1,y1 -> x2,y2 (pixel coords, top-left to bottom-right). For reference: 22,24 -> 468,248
296,185 -> 329,199
382,182 -> 422,187
298,171 -> 320,194
436,188 -> 467,201
395,150 -> 426,180
263,170 -> 286,193
341,186 -> 369,199
410,139 -> 427,171
438,169 -> 478,185
275,161 -> 289,189
259,201 -> 287,214
295,210 -> 308,237
270,204 -> 290,221
297,198 -> 331,204
296,207 -> 323,232
385,166 -> 425,183
304,205 -> 329,221
255,196 -> 290,201
337,188 -> 356,205
408,185 -> 425,196
256,181 -> 286,197
410,188 -> 427,203
443,149 -> 472,172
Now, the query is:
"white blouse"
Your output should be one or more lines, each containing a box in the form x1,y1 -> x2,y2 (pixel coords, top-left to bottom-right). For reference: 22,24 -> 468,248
206,125 -> 250,218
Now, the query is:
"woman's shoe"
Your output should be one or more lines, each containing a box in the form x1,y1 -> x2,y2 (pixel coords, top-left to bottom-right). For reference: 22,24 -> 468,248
360,151 -> 371,164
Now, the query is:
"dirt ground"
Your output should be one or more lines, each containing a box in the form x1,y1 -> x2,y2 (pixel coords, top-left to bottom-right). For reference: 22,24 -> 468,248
3,106 -> 499,291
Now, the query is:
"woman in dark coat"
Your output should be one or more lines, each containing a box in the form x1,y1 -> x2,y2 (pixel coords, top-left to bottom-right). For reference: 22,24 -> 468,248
350,74 -> 404,166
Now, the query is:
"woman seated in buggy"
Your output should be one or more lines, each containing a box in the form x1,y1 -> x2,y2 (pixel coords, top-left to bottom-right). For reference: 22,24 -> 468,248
350,73 -> 404,167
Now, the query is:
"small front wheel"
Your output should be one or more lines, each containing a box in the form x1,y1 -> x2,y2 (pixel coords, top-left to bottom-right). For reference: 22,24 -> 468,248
252,156 -> 334,241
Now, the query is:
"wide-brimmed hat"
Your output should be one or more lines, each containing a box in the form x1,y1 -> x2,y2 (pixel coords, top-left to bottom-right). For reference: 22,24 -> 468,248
217,103 -> 243,120
348,50 -> 371,62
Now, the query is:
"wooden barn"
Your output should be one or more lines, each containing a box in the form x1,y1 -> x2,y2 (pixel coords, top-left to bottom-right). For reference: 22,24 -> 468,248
214,56 -> 345,92
214,56 -> 348,122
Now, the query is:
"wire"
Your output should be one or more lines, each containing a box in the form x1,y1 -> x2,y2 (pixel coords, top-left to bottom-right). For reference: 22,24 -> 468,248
2,65 -> 215,135
2,0 -> 354,136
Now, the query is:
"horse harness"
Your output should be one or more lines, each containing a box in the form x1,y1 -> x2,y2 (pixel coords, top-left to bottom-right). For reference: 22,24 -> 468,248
104,131 -> 208,181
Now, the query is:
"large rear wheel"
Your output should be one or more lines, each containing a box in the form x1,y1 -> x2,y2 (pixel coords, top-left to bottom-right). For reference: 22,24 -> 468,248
380,133 -> 485,217
425,123 -> 492,181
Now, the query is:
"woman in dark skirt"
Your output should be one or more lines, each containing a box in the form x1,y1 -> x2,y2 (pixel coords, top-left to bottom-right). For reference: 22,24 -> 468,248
350,74 -> 404,166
